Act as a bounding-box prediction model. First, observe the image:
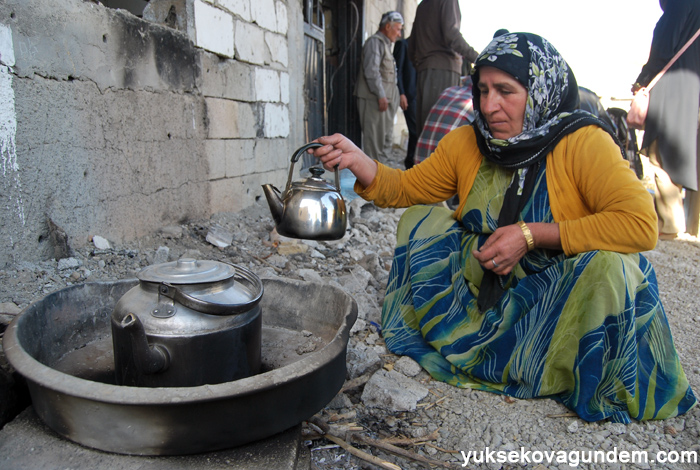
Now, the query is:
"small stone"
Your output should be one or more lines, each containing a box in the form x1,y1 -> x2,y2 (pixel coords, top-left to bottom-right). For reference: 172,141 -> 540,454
361,369 -> 429,412
92,235 -> 111,250
335,265 -> 373,293
295,340 -> 317,355
393,356 -> 422,377
606,422 -> 626,435
0,302 -> 22,315
298,268 -> 323,283
154,246 -> 170,264
567,420 -> 579,433
276,242 -> 308,255
365,332 -> 379,345
349,318 -> 367,335
384,416 -> 397,427
309,249 -> 326,259
57,257 -> 81,271
327,392 -> 353,409
264,254 -> 288,269
158,225 -> 183,239
346,345 -> 382,379
206,225 -> 233,248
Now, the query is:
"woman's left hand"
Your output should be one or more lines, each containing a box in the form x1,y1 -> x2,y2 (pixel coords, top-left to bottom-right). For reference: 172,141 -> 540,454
472,224 -> 529,275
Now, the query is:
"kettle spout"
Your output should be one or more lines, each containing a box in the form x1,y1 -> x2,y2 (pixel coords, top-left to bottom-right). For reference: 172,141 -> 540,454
261,184 -> 284,225
113,313 -> 169,377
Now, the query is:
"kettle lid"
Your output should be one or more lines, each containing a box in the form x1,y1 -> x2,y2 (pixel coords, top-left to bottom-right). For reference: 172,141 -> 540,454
291,166 -> 339,192
137,258 -> 236,285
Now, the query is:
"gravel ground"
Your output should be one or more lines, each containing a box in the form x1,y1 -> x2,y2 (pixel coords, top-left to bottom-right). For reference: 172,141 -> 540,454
1,150 -> 700,470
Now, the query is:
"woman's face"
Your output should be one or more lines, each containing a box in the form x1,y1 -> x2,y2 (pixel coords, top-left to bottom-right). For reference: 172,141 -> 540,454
477,66 -> 528,140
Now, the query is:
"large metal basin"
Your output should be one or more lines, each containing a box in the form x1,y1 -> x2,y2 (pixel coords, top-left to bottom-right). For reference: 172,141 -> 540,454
3,277 -> 357,456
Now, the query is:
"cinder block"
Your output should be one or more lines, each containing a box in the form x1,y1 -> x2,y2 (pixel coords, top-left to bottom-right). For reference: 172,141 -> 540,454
225,139 -> 256,177
200,53 -> 255,101
205,97 -> 239,139
263,103 -> 289,138
218,0 -> 251,21
265,32 -> 288,68
194,0 -> 235,58
255,68 -> 280,102
205,139 -> 227,179
210,177 -> 248,213
235,21 -> 267,65
250,0 -> 276,32
236,102 -> 258,138
254,138 -> 290,174
280,72 -> 290,104
275,2 -> 288,35
210,172 -> 277,214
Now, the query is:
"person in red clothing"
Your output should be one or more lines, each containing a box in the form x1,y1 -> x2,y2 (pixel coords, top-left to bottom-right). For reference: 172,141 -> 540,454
414,76 -> 474,165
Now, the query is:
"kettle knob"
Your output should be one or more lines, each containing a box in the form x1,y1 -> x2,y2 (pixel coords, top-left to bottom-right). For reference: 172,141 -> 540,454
309,166 -> 325,178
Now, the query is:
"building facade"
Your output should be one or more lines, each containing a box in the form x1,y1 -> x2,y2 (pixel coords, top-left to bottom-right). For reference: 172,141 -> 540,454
0,0 -> 416,266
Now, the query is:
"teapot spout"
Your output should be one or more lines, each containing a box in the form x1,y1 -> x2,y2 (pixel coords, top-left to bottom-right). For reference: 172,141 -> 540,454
112,312 -> 169,384
261,184 -> 284,225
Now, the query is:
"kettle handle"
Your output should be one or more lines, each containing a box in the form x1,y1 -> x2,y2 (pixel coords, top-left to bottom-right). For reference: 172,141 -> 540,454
285,142 -> 341,193
157,265 -> 263,316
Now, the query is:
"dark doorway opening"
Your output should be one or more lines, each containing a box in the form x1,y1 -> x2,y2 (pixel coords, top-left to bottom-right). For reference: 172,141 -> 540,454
323,0 -> 363,146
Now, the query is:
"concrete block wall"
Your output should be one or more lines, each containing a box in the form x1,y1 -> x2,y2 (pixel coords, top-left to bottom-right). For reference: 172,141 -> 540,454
0,0 -> 415,267
187,0 -> 296,215
0,0 -> 304,266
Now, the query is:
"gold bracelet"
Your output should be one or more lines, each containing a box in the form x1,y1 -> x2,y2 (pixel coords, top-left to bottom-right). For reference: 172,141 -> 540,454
517,221 -> 535,251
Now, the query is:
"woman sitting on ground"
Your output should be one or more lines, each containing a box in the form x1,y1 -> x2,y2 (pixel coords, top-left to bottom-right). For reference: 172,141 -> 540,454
311,32 -> 697,423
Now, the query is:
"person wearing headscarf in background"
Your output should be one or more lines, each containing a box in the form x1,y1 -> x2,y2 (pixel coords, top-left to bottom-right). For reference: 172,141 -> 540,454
633,0 -> 700,238
312,32 -> 696,423
354,11 -> 404,163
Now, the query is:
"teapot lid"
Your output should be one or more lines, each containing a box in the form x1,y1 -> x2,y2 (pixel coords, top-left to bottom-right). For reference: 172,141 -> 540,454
137,258 -> 235,285
291,166 -> 339,191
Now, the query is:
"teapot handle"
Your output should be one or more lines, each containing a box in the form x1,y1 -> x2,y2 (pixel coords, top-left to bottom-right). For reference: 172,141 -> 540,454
285,142 -> 341,193
157,265 -> 263,316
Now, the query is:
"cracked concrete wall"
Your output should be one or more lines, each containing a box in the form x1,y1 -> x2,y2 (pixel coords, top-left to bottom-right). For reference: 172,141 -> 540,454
0,0 -> 304,267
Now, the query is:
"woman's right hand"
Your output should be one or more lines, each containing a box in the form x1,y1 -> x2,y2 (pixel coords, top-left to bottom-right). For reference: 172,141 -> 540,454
310,134 -> 379,188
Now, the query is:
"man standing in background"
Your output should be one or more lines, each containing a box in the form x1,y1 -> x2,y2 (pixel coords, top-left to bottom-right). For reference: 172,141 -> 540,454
409,0 -> 479,135
354,11 -> 404,162
393,37 -> 418,169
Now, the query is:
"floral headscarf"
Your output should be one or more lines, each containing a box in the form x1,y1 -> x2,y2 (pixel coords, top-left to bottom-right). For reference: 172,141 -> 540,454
470,32 -> 615,169
471,32 -> 620,312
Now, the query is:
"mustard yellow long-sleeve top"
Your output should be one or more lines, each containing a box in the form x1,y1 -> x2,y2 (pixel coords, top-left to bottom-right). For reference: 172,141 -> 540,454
355,125 -> 658,256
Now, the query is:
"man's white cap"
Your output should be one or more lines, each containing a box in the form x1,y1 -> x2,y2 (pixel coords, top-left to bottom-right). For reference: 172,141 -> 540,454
380,11 -> 404,26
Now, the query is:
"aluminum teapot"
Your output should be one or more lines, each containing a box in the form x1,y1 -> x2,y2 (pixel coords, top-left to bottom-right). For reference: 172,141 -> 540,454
262,143 -> 347,240
111,258 -> 263,387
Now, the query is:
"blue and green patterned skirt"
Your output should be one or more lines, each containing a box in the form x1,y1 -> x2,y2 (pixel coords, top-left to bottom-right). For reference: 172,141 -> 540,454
381,161 -> 696,423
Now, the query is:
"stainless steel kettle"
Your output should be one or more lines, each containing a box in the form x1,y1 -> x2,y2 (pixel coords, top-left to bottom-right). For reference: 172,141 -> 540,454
110,258 -> 263,387
262,143 -> 347,240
